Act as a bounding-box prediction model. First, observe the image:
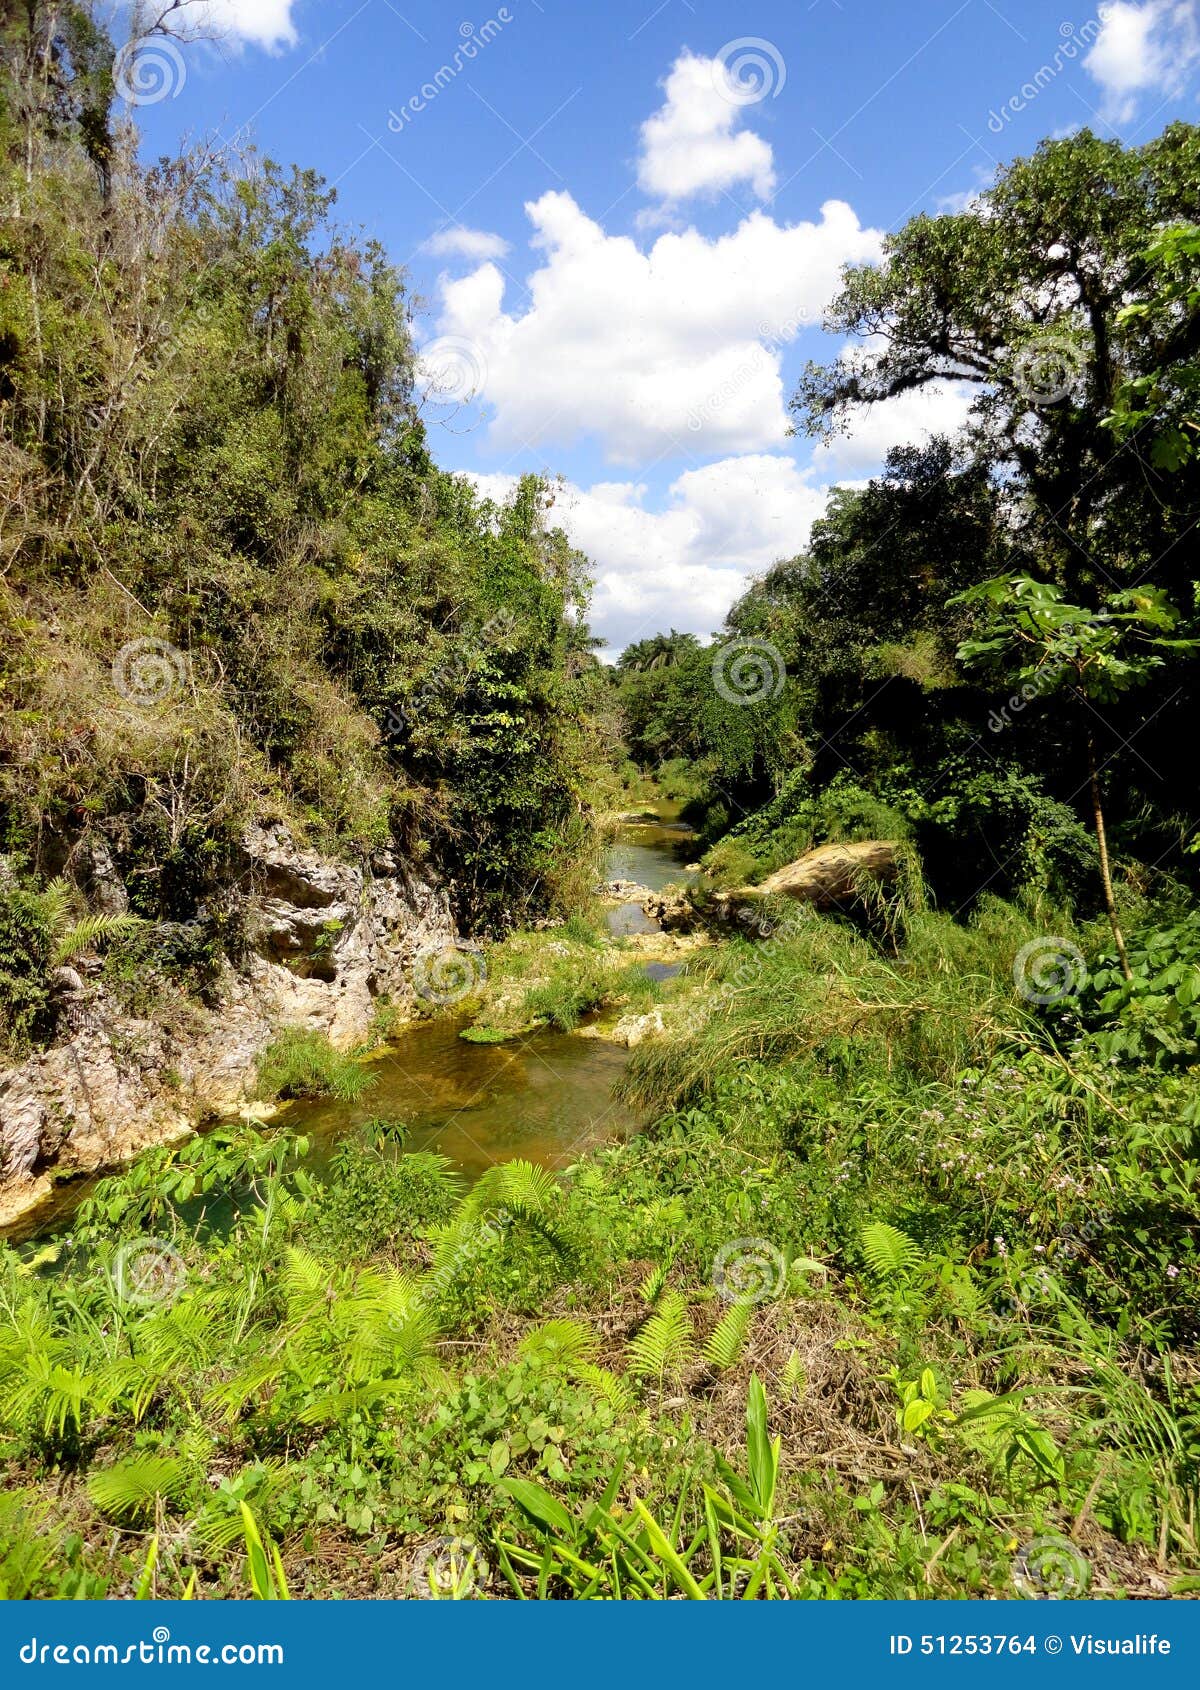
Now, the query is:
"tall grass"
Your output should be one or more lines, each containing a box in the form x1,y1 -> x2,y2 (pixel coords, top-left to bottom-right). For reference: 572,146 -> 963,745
255,1029 -> 378,1103
619,899 -> 1059,1114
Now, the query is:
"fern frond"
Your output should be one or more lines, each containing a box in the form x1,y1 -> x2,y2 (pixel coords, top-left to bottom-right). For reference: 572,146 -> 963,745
206,1358 -> 288,1423
297,1375 -> 417,1427
639,1261 -> 669,1307
627,1289 -> 692,1383
859,1221 -> 922,1279
0,1492 -> 53,1599
517,1319 -> 599,1370
781,1349 -> 807,1397
488,1158 -> 560,1218
51,912 -> 141,965
573,1362 -> 634,1417
87,1455 -> 192,1521
38,880 -> 76,933
703,1301 -> 754,1371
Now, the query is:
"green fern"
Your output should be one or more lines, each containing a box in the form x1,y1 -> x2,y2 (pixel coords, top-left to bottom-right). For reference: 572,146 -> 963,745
781,1349 -> 807,1398
34,879 -> 141,965
573,1362 -> 634,1417
518,1319 -> 599,1370
0,1493 -> 53,1599
703,1301 -> 754,1371
627,1289 -> 692,1383
87,1455 -> 193,1521
52,912 -> 142,965
639,1261 -> 670,1307
859,1221 -> 923,1279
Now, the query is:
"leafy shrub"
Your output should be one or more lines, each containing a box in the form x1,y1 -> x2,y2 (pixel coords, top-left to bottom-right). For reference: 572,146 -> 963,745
303,1143 -> 462,1257
1080,912 -> 1200,1068
0,879 -> 54,1049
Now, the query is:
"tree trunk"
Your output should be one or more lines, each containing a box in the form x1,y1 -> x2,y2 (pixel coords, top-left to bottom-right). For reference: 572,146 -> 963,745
1088,733 -> 1132,981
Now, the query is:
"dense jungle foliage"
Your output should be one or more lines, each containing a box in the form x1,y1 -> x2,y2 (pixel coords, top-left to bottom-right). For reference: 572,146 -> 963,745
1,3 -> 1199,1606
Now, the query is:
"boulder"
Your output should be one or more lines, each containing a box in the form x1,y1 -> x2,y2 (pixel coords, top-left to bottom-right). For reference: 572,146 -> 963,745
719,840 -> 901,914
641,886 -> 699,932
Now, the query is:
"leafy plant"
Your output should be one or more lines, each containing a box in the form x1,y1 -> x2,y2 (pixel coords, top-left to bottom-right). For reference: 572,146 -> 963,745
627,1289 -> 693,1384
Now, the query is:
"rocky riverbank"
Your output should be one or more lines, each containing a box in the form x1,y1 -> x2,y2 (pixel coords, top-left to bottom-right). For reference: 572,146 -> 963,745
0,824 -> 457,1226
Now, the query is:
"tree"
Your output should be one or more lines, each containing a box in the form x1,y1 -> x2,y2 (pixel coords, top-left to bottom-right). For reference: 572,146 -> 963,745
1105,222 -> 1200,473
952,575 -> 1197,976
616,631 -> 700,675
793,128 -> 1200,606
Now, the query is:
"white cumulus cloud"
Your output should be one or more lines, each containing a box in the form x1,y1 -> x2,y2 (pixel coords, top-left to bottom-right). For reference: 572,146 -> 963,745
466,457 -> 835,651
432,191 -> 883,463
1084,0 -> 1200,121
422,227 -> 511,262
637,51 -> 776,204
813,380 -> 976,474
182,1 -> 298,49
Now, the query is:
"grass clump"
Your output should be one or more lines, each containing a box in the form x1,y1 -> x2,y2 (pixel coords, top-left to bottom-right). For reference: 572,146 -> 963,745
255,1028 -> 378,1103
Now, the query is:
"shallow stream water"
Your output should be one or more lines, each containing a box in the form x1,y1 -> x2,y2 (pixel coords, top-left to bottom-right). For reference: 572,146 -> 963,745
8,811 -> 695,1242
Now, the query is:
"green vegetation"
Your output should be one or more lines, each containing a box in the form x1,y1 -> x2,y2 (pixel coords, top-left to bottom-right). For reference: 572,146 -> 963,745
0,1 -> 608,1062
461,923 -> 661,1039
255,1029 -> 378,1104
1,6 -> 1198,1605
3,894 -> 1198,1598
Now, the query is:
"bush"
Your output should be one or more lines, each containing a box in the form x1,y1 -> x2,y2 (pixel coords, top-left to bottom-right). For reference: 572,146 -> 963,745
1078,911 -> 1200,1068
0,879 -> 54,1051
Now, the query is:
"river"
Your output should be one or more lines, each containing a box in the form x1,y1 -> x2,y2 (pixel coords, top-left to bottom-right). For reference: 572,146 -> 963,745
6,809 -> 695,1243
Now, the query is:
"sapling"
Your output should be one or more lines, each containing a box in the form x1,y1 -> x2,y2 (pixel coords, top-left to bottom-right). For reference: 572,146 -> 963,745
952,574 -> 1197,979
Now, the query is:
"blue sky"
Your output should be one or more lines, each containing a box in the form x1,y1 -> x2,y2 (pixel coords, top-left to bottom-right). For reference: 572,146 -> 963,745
131,0 -> 1200,651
